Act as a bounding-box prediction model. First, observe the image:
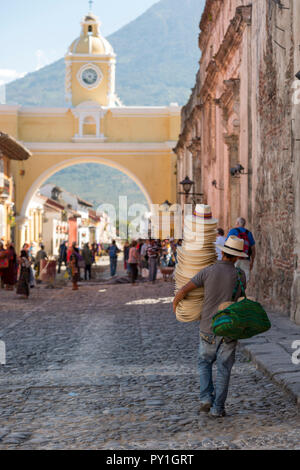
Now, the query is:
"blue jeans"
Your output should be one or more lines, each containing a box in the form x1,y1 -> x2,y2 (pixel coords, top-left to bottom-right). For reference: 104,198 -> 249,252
198,332 -> 237,413
149,257 -> 157,282
110,257 -> 117,276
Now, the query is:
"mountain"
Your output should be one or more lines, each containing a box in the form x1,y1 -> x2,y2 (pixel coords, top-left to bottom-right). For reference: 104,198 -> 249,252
7,0 -> 206,210
6,0 -> 205,107
45,164 -> 148,210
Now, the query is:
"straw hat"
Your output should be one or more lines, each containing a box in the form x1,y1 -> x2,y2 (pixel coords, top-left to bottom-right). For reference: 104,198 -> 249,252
216,235 -> 249,258
185,204 -> 218,225
175,204 -> 218,323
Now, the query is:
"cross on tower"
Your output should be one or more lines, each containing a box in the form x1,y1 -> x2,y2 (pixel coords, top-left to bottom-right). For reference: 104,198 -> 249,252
88,0 -> 94,12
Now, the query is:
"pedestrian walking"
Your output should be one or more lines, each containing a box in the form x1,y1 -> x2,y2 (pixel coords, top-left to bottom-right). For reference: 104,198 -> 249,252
108,240 -> 120,277
0,241 -> 6,288
34,244 -> 48,279
128,240 -> 140,284
58,241 -> 68,273
147,239 -> 160,283
226,217 -> 256,283
140,239 -> 149,269
1,243 -> 17,290
123,240 -> 130,271
173,236 -> 247,418
22,243 -> 35,288
77,249 -> 85,281
16,250 -> 31,299
215,228 -> 226,261
69,244 -> 80,291
82,243 -> 93,281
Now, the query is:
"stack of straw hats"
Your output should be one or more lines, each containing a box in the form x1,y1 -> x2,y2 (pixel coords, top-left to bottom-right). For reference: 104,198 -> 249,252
175,204 -> 218,322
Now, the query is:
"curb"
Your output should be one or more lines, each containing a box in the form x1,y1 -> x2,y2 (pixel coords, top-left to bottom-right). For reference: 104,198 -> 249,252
239,322 -> 300,407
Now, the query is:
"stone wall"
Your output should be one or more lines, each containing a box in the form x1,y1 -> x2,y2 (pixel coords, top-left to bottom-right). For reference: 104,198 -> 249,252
174,0 -> 300,323
250,0 -> 295,315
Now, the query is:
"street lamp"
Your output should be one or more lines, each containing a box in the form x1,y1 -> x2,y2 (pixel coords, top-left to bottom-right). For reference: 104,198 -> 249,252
159,200 -> 172,212
178,176 -> 203,205
180,176 -> 194,196
230,164 -> 249,178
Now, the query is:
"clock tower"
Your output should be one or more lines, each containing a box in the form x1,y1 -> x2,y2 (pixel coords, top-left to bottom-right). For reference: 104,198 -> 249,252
65,11 -> 117,107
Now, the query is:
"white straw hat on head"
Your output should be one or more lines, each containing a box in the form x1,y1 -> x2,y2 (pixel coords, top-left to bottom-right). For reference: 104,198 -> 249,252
216,235 -> 249,258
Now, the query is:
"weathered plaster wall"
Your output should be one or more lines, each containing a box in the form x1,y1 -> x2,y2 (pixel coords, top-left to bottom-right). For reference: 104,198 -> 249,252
249,0 -> 295,316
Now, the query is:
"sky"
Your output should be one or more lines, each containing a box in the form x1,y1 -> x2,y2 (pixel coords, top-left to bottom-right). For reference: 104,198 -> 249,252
0,0 -> 159,86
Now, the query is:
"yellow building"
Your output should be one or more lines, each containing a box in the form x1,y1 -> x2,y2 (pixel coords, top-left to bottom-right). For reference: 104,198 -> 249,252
0,10 -> 181,251
0,132 -> 31,246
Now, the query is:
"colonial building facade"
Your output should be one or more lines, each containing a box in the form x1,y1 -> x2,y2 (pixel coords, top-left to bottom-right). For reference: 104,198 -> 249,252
175,0 -> 300,324
0,10 -> 181,252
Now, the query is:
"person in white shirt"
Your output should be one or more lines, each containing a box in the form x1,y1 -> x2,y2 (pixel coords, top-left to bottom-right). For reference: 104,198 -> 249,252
215,228 -> 226,261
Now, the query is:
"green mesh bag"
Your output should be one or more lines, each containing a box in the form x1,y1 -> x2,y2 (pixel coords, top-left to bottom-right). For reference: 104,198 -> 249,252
212,270 -> 271,340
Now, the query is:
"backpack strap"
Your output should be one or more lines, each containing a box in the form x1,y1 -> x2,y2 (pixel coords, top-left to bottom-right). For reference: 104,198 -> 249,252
232,268 -> 246,301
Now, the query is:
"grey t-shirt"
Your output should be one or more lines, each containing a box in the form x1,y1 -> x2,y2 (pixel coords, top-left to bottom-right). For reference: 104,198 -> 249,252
191,261 -> 247,334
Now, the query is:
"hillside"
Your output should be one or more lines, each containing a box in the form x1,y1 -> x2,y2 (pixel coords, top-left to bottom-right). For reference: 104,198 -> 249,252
7,0 -> 205,209
45,164 -> 148,210
6,0 -> 205,107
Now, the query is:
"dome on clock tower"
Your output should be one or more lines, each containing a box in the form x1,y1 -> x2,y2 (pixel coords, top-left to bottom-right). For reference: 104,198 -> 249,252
65,10 -> 119,107
68,12 -> 115,56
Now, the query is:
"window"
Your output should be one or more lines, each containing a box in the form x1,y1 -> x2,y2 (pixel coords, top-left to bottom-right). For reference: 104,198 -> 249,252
83,116 -> 97,136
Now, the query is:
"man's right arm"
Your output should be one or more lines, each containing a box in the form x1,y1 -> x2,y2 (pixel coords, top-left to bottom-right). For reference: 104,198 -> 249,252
173,281 -> 198,313
173,268 -> 207,313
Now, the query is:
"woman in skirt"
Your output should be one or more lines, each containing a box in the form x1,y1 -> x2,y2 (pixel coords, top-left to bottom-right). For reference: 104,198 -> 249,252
16,250 -> 31,299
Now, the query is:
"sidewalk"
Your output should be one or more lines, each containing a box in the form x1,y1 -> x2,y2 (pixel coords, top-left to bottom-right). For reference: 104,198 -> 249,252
239,312 -> 300,406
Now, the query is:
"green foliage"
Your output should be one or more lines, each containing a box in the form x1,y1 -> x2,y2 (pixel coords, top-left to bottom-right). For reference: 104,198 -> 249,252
6,0 -> 205,107
45,164 -> 148,210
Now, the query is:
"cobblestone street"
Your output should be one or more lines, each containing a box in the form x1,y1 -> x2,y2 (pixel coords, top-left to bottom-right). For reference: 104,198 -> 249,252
0,279 -> 299,450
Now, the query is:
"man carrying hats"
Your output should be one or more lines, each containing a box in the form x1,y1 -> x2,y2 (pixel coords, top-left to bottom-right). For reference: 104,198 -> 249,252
173,236 -> 247,418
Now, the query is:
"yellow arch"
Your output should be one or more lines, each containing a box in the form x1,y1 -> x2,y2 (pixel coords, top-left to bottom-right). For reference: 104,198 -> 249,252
20,156 -> 153,218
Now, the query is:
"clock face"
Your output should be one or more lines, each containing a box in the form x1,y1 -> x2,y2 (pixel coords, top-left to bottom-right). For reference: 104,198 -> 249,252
82,68 -> 98,85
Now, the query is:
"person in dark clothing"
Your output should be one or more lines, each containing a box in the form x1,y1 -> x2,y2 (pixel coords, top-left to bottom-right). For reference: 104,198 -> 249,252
69,245 -> 80,291
82,243 -> 93,281
108,240 -> 120,277
16,250 -> 31,299
123,240 -> 130,272
2,244 -> 17,290
58,241 -> 68,273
